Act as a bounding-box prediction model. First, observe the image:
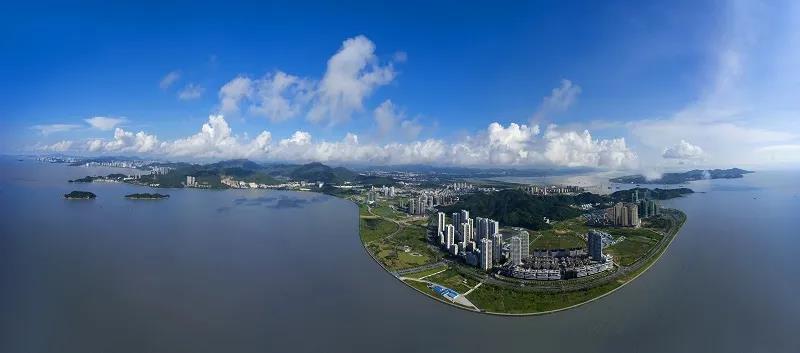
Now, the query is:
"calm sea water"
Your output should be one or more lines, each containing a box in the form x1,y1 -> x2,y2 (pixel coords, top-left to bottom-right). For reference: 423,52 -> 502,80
1,157 -> 799,352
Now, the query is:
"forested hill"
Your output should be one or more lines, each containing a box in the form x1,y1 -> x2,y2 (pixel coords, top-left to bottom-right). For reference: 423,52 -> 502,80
440,189 -> 602,230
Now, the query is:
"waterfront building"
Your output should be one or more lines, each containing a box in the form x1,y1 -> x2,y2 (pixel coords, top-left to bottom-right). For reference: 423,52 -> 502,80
510,236 -> 523,265
480,238 -> 493,271
492,233 -> 504,263
186,175 -> 196,187
588,230 -> 604,262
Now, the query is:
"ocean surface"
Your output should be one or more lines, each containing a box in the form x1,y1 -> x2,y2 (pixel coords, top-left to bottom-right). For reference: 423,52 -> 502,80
1,157 -> 799,352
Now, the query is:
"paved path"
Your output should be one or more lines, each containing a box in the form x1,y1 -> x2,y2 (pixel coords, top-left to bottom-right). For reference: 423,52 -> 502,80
462,281 -> 483,297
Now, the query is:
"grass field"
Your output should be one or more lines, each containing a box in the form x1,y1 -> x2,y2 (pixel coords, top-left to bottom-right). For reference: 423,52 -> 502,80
359,217 -> 399,243
604,227 -> 663,266
529,216 -> 588,250
426,269 -> 480,292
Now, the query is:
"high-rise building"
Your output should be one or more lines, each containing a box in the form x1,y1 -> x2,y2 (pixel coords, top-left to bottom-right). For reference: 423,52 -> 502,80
452,212 -> 461,227
627,204 -> 639,227
510,236 -> 523,265
492,233 -> 503,263
460,210 -> 469,224
445,224 -> 455,249
588,230 -> 604,262
186,175 -> 196,187
480,238 -> 493,271
437,212 -> 445,235
488,220 -> 500,237
450,244 -> 459,255
520,231 -> 529,259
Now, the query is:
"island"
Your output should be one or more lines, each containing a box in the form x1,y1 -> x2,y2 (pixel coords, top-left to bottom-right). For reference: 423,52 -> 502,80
124,193 -> 169,200
610,168 -> 753,184
64,191 -> 96,199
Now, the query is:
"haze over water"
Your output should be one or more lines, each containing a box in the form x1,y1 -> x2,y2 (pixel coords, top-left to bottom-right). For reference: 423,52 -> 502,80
1,157 -> 799,352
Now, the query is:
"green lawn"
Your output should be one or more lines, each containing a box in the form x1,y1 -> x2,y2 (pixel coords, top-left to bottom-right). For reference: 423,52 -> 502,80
531,230 -> 585,249
605,228 -> 663,266
426,269 -> 480,292
359,217 -> 398,243
371,204 -> 405,220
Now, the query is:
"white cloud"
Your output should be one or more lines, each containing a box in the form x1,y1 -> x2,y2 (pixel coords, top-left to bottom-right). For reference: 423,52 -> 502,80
178,84 -> 204,100
55,114 -> 635,169
84,116 -> 127,131
41,140 -> 74,152
219,76 -> 253,114
373,100 -> 423,140
662,140 -> 704,159
215,36 -> 396,125
308,35 -> 395,124
160,71 -> 181,89
31,124 -> 80,136
531,79 -> 582,122
249,71 -> 314,122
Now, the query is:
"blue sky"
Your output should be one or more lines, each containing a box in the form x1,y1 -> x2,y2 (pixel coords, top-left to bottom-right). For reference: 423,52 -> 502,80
2,1 -> 799,170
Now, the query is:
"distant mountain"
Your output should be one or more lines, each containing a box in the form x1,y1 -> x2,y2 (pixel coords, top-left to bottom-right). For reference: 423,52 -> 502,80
289,162 -> 359,184
610,168 -> 753,184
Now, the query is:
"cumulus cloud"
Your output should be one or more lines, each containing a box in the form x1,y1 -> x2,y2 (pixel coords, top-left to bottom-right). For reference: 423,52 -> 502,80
249,71 -> 314,122
662,140 -> 704,159
178,84 -> 205,100
308,35 -> 395,124
217,36 -> 396,124
531,79 -> 582,122
56,115 -> 636,169
219,76 -> 253,114
373,100 -> 423,140
84,116 -> 126,131
41,140 -> 74,152
86,128 -> 159,153
160,71 -> 181,89
31,124 -> 80,136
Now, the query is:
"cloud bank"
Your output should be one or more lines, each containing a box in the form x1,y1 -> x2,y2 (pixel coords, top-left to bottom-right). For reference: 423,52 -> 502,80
43,114 -> 637,169
662,140 -> 704,159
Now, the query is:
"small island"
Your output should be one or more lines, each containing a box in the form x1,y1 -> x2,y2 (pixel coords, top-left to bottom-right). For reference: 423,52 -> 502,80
124,193 -> 170,200
64,191 -> 96,199
610,168 -> 753,184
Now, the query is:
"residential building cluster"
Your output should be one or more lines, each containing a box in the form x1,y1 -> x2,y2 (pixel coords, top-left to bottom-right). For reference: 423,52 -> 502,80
408,192 -> 456,215
609,202 -> 640,227
437,210 -> 503,271
501,229 -> 613,281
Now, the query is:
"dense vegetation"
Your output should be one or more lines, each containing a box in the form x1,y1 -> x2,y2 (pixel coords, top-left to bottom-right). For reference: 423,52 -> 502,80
124,193 -> 169,199
441,189 -> 587,230
610,168 -> 753,184
64,191 -> 96,199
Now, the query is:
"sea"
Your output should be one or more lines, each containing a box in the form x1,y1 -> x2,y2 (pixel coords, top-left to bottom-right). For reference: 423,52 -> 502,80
1,156 -> 799,352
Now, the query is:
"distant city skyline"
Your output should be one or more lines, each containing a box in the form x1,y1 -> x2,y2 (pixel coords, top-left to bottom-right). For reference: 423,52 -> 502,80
2,1 -> 800,170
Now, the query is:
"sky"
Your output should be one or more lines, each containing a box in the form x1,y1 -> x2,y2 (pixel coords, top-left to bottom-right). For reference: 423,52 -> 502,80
2,0 -> 799,172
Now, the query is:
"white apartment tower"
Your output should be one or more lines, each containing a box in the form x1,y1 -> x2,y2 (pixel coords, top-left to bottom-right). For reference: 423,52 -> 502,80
480,238 -> 493,271
510,236 -> 523,265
